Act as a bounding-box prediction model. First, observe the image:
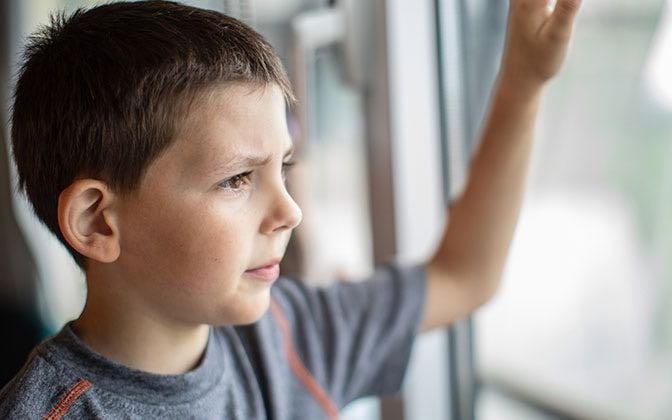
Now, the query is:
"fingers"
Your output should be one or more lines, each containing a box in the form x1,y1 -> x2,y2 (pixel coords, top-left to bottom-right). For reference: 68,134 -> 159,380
546,0 -> 581,38
510,0 -> 552,26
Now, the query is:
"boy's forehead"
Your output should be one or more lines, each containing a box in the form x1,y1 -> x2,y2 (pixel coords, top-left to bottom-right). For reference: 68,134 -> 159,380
172,83 -> 290,168
190,82 -> 285,123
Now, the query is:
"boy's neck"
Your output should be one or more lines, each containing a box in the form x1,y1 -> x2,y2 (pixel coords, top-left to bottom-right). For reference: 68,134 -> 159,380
73,269 -> 210,375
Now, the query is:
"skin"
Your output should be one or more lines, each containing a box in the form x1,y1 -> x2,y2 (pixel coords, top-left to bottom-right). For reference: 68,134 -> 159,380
423,0 -> 581,330
60,84 -> 301,374
58,0 -> 580,374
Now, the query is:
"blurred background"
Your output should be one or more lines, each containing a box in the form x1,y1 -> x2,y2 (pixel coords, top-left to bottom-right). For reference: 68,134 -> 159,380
1,0 -> 671,419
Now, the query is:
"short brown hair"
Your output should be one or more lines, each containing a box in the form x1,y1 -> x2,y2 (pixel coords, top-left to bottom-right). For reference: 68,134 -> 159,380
11,0 -> 294,266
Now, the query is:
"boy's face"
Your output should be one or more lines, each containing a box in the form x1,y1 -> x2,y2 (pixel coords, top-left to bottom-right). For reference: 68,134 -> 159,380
113,83 -> 302,326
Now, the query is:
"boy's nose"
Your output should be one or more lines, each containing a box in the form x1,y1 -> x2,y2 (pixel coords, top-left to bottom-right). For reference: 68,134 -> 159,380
260,186 -> 302,235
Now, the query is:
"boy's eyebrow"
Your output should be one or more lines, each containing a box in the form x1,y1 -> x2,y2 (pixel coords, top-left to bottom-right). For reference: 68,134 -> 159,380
212,145 -> 294,173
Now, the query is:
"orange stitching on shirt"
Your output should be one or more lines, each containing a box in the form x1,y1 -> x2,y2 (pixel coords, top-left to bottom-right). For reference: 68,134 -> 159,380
44,379 -> 92,420
270,299 -> 339,420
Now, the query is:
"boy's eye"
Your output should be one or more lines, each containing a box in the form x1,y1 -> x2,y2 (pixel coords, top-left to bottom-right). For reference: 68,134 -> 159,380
219,171 -> 252,191
281,160 -> 296,181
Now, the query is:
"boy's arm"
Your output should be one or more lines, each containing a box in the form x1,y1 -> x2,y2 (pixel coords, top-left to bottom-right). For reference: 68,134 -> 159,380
421,0 -> 581,331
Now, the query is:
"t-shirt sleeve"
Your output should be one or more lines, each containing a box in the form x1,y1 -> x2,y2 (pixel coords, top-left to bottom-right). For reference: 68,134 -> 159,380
270,263 -> 427,407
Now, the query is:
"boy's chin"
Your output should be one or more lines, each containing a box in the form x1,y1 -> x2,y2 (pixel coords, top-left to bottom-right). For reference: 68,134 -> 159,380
213,295 -> 272,327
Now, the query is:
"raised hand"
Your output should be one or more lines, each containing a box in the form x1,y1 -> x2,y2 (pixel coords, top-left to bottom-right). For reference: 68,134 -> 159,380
422,0 -> 582,332
501,0 -> 581,89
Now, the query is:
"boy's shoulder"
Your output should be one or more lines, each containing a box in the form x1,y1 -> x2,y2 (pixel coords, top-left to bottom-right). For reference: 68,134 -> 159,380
0,337 -> 85,419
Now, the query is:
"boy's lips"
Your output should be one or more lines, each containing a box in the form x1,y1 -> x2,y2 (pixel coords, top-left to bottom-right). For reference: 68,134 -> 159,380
244,259 -> 281,282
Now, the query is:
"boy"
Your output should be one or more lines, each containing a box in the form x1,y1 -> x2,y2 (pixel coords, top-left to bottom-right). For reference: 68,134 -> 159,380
0,0 -> 580,418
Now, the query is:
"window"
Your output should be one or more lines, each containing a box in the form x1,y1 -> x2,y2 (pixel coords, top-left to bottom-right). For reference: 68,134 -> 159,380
477,1 -> 672,418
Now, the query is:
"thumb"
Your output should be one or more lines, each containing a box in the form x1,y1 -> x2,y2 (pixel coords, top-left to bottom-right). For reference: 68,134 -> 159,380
544,0 -> 581,39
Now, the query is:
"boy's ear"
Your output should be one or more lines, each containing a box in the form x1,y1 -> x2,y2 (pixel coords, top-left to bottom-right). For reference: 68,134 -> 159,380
58,179 -> 121,263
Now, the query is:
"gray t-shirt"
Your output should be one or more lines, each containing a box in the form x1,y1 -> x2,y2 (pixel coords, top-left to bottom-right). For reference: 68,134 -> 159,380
0,263 -> 426,419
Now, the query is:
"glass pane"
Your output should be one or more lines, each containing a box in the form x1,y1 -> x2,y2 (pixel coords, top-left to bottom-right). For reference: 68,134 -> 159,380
477,1 -> 672,418
295,46 -> 374,285
294,43 -> 378,420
